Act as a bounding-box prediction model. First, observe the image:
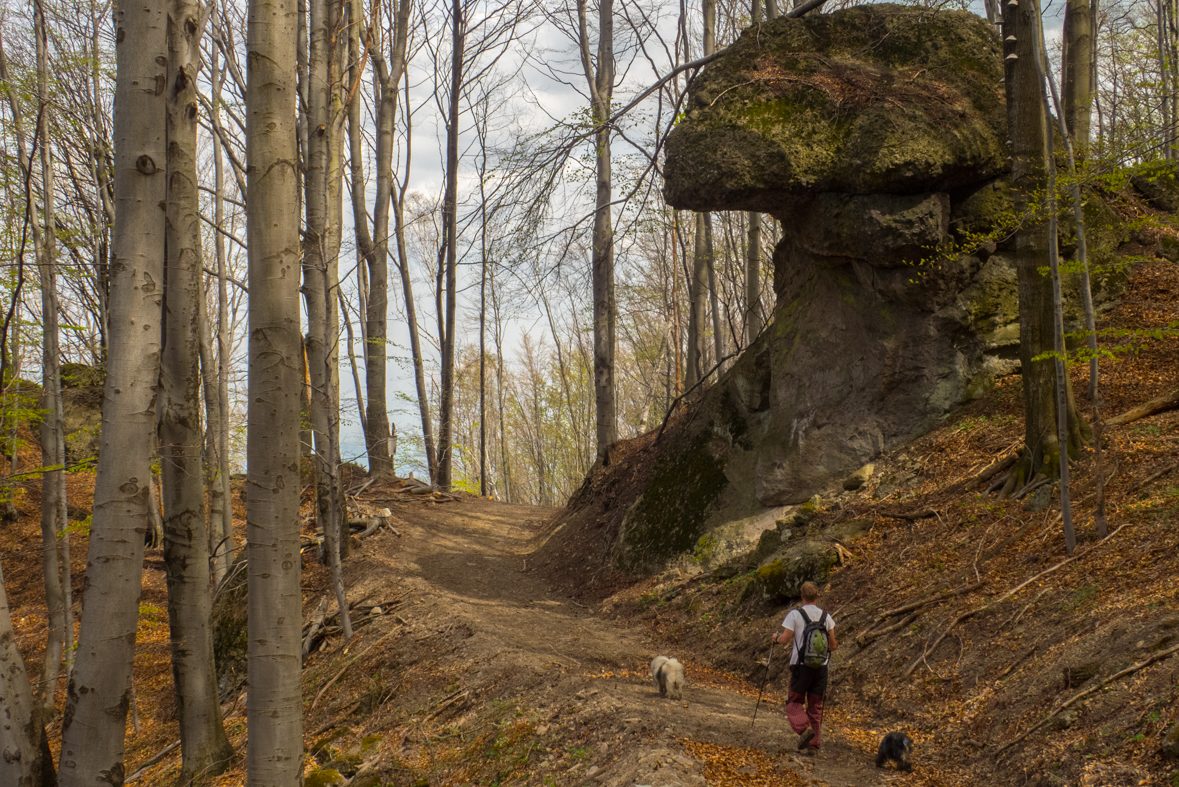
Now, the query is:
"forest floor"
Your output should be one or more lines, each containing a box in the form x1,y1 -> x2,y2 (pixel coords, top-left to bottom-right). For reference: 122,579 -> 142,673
2,259 -> 1179,787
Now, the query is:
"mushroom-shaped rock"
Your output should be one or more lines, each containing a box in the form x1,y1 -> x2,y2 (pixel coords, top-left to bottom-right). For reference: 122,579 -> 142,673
664,4 -> 1007,211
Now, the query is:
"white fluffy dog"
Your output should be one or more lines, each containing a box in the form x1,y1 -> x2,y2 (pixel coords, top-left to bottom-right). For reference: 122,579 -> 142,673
650,655 -> 686,700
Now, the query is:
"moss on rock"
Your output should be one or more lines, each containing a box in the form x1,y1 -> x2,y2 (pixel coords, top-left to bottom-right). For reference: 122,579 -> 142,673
742,539 -> 838,601
613,427 -> 729,573
665,4 -> 1006,211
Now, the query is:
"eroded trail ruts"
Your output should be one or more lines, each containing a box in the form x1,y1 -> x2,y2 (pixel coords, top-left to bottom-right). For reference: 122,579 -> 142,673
342,497 -> 897,786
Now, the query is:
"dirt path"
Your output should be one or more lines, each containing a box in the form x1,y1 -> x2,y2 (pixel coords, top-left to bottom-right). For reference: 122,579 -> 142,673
334,496 -> 901,786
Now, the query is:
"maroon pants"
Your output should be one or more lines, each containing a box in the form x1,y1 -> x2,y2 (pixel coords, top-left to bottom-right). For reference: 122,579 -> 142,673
786,665 -> 827,750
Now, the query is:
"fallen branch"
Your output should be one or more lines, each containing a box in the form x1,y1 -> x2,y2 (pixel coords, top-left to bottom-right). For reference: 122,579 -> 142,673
857,610 -> 920,648
994,523 -> 1129,605
426,689 -> 472,721
997,644 -> 1037,680
878,581 -> 984,620
965,449 -> 1021,491
124,740 -> 181,783
995,641 -> 1179,755
310,631 -> 395,710
302,596 -> 329,660
1103,388 -> 1179,427
878,507 -> 939,521
1124,460 -> 1179,497
902,608 -> 980,678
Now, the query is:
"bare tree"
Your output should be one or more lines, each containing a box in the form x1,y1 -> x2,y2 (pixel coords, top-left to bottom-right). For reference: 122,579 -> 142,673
160,0 -> 235,779
59,0 -> 167,780
0,557 -> 52,787
245,0 -> 304,778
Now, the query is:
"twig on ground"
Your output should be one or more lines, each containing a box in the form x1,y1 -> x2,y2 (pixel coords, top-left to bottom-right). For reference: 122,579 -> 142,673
426,689 -> 471,720
995,642 -> 1179,755
902,608 -> 980,678
997,645 -> 1038,680
1103,388 -> 1179,427
310,630 -> 395,710
124,740 -> 181,783
877,581 -> 984,620
1124,460 -> 1179,497
995,523 -> 1130,605
857,610 -> 920,647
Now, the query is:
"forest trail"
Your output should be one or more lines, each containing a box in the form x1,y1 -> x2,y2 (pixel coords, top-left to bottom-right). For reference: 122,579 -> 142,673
323,494 -> 908,786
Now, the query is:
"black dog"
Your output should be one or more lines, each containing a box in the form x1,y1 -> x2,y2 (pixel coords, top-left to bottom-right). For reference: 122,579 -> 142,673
876,732 -> 913,771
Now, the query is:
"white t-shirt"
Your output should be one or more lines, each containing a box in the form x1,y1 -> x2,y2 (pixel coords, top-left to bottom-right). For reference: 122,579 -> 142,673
782,604 -> 835,666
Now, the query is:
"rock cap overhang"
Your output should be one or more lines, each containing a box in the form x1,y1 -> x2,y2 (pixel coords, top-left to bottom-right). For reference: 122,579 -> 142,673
663,3 -> 1008,212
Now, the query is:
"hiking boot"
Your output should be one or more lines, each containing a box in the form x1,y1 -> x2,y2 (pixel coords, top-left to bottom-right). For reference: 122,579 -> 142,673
798,728 -> 815,750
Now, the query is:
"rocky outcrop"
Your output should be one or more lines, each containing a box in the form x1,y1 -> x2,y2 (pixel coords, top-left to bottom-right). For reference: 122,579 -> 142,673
664,4 -> 1007,209
612,5 -> 1129,573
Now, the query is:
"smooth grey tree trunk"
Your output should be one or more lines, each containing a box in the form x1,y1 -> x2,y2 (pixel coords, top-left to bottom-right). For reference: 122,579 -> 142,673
1000,0 -> 1088,503
245,0 -> 303,779
686,214 -> 708,386
1030,5 -> 1076,554
211,43 -> 235,581
437,0 -> 464,490
31,0 -> 69,725
745,212 -> 763,345
577,0 -> 616,464
390,118 -> 438,481
58,0 -> 166,782
162,1 -> 235,780
1061,0 -> 1093,154
0,558 -> 52,786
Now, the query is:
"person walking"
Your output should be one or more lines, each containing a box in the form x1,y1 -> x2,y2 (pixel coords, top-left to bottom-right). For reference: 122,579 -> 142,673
771,581 -> 837,755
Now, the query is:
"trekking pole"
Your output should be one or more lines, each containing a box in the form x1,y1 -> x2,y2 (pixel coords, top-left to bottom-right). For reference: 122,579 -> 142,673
751,640 -> 776,729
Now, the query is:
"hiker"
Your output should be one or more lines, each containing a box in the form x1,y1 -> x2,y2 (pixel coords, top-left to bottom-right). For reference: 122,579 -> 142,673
771,580 -> 837,755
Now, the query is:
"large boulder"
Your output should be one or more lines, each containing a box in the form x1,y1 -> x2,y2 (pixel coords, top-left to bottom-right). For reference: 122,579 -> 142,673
612,5 -> 1131,573
664,4 -> 1007,211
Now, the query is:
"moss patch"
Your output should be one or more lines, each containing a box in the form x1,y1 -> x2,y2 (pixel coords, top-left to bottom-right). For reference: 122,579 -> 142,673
615,427 -> 730,573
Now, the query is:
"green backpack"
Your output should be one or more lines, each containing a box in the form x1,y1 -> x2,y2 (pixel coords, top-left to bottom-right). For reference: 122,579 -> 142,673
797,608 -> 830,668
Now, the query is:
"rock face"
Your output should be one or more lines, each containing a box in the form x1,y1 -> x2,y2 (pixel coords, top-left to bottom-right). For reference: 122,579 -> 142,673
611,5 -> 1129,573
664,5 -> 1007,210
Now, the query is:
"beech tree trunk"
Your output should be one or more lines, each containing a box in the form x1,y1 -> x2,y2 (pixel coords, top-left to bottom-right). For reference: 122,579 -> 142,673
211,42 -> 234,579
32,0 -> 69,725
686,213 -> 708,386
161,1 -> 235,780
436,0 -> 464,490
0,558 -> 52,787
745,212 -> 763,345
390,142 -> 438,481
58,0 -> 166,781
574,0 -> 616,465
245,0 -> 304,778
1001,0 -> 1089,500
1061,0 -> 1094,153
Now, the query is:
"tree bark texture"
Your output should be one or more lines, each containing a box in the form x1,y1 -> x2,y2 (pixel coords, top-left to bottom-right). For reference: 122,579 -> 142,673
211,43 -> 235,580
1002,0 -> 1087,497
58,1 -> 166,783
34,0 -> 69,726
162,1 -> 235,780
686,212 -> 708,387
246,0 -> 304,779
437,0 -> 464,490
304,0 -> 345,551
0,558 -> 52,787
349,47 -> 391,474
1061,0 -> 1094,152
745,211 -> 763,345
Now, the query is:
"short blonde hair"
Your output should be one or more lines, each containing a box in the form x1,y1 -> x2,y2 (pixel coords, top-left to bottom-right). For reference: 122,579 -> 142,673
800,581 -> 820,602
